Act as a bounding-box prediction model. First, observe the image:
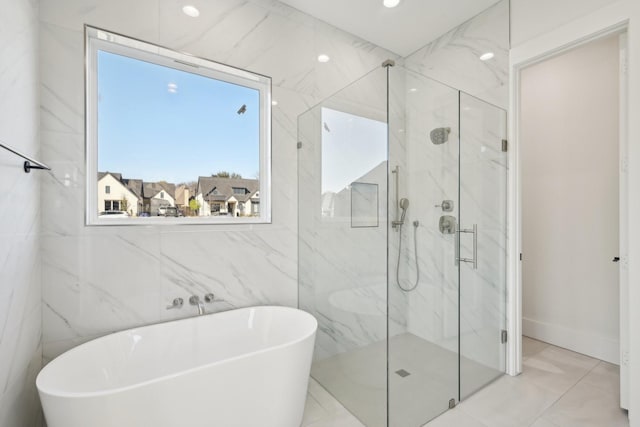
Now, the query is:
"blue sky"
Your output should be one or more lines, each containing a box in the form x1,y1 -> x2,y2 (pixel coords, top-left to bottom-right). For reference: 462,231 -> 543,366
97,50 -> 260,184
321,107 -> 387,193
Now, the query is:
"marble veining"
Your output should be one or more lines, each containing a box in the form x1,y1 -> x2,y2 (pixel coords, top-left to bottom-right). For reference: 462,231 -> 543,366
0,0 -> 42,424
404,0 -> 509,110
39,0 -> 397,363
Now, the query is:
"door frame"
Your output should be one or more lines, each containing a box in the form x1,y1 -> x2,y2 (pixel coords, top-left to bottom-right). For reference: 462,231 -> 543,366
506,3 -> 631,397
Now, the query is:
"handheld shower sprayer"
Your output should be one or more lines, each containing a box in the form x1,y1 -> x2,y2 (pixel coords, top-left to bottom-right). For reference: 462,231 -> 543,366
393,198 -> 410,228
395,197 -> 420,292
399,198 -> 409,223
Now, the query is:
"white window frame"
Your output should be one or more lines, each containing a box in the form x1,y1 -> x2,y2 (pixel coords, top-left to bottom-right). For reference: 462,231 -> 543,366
85,26 -> 272,226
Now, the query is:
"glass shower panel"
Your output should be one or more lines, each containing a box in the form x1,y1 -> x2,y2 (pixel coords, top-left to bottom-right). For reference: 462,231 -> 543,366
298,68 -> 389,427
458,93 -> 508,399
387,67 -> 461,427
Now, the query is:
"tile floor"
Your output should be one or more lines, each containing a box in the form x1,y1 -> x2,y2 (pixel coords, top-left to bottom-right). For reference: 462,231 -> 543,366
302,336 -> 629,427
310,333 -> 500,427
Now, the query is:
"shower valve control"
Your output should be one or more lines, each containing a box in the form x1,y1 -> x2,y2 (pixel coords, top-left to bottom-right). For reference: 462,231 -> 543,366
435,200 -> 454,212
439,215 -> 457,235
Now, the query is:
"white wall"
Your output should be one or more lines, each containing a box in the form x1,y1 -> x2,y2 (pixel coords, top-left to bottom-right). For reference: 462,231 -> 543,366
510,0 -> 640,421
520,34 -> 620,364
39,0 -> 397,362
511,0 -> 619,47
0,0 -> 42,426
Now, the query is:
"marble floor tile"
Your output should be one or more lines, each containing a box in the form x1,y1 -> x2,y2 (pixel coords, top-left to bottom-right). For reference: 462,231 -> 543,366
304,412 -> 366,427
302,379 -> 365,427
302,337 -> 629,427
312,333 -> 495,427
540,369 -> 629,427
529,416 -> 559,427
580,361 -> 621,395
422,407 -> 488,427
522,335 -> 549,359
520,343 -> 599,395
457,374 -> 559,427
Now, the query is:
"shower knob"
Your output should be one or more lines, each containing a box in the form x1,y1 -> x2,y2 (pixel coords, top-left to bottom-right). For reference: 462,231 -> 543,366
435,200 -> 454,212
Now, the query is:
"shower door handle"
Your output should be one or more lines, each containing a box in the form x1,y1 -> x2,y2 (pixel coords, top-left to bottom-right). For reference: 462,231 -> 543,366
457,224 -> 478,270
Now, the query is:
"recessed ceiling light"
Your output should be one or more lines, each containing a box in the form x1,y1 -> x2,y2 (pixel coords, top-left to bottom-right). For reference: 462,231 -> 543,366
167,82 -> 178,93
317,54 -> 330,63
479,52 -> 495,61
383,0 -> 401,8
182,5 -> 200,17
409,88 -> 417,93
271,100 -> 278,106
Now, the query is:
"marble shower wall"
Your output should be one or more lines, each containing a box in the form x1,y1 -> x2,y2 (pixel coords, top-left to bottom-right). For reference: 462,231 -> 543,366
298,69 -> 393,360
0,0 -> 43,426
393,0 -> 510,355
388,68 -> 461,352
404,0 -> 510,110
39,0 -> 397,361
297,1 -> 509,362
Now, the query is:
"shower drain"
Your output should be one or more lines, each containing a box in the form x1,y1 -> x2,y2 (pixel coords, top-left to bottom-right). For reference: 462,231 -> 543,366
395,369 -> 411,378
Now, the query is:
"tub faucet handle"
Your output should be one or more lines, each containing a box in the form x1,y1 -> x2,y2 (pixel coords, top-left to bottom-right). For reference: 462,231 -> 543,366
166,297 -> 184,310
204,293 -> 215,303
189,295 -> 206,315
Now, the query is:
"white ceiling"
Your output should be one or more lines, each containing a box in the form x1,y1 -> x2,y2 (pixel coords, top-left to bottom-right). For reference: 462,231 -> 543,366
278,0 -> 502,56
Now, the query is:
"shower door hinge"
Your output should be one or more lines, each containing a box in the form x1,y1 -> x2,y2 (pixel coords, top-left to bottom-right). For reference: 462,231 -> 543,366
501,329 -> 508,344
297,141 -> 302,149
501,139 -> 508,152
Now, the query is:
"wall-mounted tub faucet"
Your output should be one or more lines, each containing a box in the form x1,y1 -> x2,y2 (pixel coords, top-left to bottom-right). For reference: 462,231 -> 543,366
189,295 -> 205,315
166,298 -> 184,310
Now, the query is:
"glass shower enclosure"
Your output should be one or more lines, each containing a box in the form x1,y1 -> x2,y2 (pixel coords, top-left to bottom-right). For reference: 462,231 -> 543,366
298,64 -> 507,427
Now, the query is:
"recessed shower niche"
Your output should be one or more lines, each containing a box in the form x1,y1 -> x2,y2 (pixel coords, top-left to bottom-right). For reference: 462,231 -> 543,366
297,63 -> 508,427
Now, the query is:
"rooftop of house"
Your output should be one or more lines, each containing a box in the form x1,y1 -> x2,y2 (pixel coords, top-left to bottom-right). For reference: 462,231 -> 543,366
197,176 -> 259,203
98,172 -> 176,200
143,181 -> 176,200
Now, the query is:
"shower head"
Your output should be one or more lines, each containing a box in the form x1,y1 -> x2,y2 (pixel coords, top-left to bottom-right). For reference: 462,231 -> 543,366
399,198 -> 409,222
430,127 -> 451,145
399,198 -> 409,210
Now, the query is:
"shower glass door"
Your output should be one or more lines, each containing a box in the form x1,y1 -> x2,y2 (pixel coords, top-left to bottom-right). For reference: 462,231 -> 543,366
387,66 -> 461,427
298,68 -> 389,427
458,93 -> 508,399
298,65 -> 508,427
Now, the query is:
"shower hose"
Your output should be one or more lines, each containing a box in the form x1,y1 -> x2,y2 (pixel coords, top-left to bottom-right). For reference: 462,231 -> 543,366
396,220 -> 419,292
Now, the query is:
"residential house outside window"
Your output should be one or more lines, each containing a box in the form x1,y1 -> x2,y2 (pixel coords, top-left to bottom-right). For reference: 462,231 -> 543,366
105,200 -> 121,211
85,26 -> 271,225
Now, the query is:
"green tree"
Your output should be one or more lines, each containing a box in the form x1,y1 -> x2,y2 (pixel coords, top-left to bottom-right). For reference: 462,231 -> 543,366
189,198 -> 200,215
212,171 -> 242,179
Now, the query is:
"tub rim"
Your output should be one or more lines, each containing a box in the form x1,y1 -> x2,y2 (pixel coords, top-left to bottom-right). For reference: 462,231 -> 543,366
36,305 -> 317,399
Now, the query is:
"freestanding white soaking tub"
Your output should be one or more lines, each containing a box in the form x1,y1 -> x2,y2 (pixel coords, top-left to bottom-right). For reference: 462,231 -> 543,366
36,306 -> 317,427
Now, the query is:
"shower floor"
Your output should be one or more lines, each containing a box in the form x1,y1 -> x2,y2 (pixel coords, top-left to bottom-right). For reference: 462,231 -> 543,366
311,333 -> 501,427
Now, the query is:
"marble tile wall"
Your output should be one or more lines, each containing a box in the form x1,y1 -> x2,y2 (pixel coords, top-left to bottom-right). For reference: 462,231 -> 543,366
0,0 -> 43,426
298,69 -> 393,360
388,67 -> 461,353
391,0 -> 510,372
39,0 -> 398,362
404,0 -> 510,110
298,1 -> 509,364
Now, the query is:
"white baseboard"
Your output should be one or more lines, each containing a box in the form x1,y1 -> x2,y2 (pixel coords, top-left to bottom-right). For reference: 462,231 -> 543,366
523,317 -> 619,365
